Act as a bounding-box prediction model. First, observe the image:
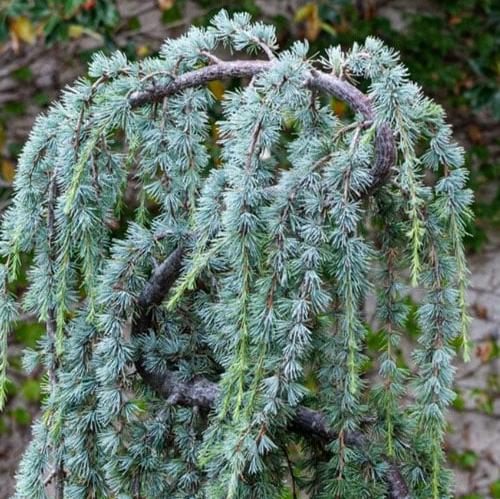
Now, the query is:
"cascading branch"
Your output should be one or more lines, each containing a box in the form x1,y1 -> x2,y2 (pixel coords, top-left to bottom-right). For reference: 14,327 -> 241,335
0,11 -> 472,499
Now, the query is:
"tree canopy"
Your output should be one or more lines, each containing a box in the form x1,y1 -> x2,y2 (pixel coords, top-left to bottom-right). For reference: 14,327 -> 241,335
0,11 -> 472,499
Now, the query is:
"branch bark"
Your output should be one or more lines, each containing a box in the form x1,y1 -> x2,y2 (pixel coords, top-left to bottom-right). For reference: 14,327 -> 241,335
132,248 -> 410,499
129,59 -> 395,192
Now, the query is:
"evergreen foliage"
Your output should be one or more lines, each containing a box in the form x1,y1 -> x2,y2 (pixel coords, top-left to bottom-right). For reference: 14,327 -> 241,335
0,11 -> 472,499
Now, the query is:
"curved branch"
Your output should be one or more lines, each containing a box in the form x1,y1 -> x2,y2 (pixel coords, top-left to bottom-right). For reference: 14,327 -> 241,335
129,61 -> 271,108
137,369 -> 409,498
129,59 -> 395,191
131,248 -> 410,499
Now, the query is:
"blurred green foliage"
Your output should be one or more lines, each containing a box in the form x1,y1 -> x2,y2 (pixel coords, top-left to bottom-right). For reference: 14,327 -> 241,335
491,480 -> 500,499
0,0 -> 118,45
449,449 -> 480,470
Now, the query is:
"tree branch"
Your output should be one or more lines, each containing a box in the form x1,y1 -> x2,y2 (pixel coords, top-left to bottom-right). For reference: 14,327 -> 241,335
131,248 -> 410,499
133,245 -> 184,384
129,59 -> 395,192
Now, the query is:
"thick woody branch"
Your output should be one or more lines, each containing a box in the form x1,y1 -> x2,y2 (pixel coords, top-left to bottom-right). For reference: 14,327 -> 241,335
136,245 -> 185,309
139,369 -> 409,499
132,249 -> 410,499
129,59 -> 395,191
133,245 -> 184,384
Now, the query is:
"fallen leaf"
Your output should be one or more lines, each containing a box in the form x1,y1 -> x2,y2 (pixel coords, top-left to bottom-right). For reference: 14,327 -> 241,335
0,127 -> 6,151
208,80 -> 225,100
295,3 -> 321,41
331,98 -> 347,117
0,159 -> 15,183
136,45 -> 150,58
472,302 -> 488,319
82,0 -> 97,10
158,0 -> 175,11
295,3 -> 314,22
68,24 -> 85,39
467,124 -> 483,144
10,17 -> 36,45
476,341 -> 493,363
304,371 -> 318,393
211,123 -> 219,141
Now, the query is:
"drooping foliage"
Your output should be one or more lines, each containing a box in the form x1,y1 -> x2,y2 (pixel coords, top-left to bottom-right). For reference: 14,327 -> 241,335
0,11 -> 472,499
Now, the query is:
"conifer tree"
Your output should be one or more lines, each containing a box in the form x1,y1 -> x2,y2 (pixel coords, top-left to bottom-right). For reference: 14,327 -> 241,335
0,11 -> 472,499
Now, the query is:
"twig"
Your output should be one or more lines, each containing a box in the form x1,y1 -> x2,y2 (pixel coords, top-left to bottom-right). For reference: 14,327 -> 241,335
43,468 -> 57,486
251,36 -> 276,60
200,50 -> 223,65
